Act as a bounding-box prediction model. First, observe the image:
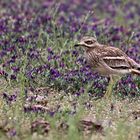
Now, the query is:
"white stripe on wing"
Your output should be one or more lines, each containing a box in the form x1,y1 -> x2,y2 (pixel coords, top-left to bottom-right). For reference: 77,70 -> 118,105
103,56 -> 125,60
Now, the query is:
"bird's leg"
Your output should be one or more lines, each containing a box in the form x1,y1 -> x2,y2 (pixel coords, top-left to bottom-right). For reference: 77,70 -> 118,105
104,75 -> 114,98
104,75 -> 121,98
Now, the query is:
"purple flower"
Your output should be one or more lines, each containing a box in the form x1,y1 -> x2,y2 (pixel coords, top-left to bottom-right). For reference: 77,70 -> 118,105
29,49 -> 39,59
72,50 -> 78,56
3,92 -> 17,104
50,68 -> 60,78
59,62 -> 65,68
0,50 -> 7,57
47,47 -> 53,54
7,129 -> 16,137
10,74 -> 17,80
11,66 -> 20,73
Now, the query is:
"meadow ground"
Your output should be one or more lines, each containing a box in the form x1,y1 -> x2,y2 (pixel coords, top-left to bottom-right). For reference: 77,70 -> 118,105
0,0 -> 140,140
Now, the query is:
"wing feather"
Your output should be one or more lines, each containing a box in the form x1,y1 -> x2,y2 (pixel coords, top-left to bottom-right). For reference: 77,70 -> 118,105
96,46 -> 131,70
86,45 -> 140,75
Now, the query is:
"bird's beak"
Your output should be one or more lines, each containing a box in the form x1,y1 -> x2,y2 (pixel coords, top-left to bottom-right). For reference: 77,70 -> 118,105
74,43 -> 80,47
74,42 -> 84,47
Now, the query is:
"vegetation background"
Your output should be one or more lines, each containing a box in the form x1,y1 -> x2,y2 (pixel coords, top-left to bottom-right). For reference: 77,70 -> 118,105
0,0 -> 140,140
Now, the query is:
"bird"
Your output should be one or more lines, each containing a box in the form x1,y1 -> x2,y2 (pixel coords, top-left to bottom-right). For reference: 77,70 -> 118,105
74,36 -> 140,98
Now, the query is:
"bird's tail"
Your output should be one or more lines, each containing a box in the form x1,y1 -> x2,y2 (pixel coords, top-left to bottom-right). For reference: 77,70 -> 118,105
131,69 -> 140,75
128,58 -> 140,75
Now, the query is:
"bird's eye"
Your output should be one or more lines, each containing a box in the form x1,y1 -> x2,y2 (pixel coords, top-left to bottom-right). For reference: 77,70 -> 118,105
85,40 -> 94,45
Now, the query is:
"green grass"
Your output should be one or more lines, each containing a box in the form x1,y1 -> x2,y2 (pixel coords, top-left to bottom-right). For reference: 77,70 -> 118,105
0,81 -> 140,140
0,32 -> 139,140
0,0 -> 140,139
0,26 -> 140,140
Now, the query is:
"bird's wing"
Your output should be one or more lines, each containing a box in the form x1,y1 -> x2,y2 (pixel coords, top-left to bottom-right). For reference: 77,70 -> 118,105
87,46 -> 140,75
102,56 -> 130,69
99,47 -> 131,70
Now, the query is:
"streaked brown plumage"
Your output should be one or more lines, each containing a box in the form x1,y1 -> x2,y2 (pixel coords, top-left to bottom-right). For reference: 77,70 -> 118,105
75,36 -> 140,98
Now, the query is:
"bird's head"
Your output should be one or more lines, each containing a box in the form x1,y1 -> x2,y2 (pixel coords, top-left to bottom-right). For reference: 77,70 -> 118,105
74,36 -> 99,49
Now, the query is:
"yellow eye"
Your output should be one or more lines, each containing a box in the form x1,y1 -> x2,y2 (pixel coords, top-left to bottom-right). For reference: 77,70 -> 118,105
85,40 -> 93,45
